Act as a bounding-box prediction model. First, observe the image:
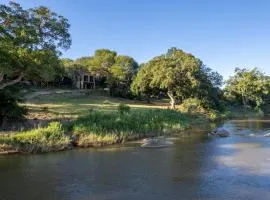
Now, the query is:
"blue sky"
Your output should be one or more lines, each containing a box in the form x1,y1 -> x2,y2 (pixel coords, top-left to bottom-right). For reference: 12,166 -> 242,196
2,0 -> 270,79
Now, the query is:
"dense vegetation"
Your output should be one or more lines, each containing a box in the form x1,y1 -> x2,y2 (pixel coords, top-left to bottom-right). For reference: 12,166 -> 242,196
71,106 -> 197,147
225,68 -> 270,108
61,49 -> 139,97
131,47 -> 223,110
0,104 -> 206,152
0,122 -> 70,153
0,2 -> 269,154
0,2 -> 71,126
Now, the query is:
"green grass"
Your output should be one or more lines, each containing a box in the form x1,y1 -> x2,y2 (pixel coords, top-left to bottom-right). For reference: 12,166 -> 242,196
24,91 -> 169,120
71,108 -> 205,147
0,122 -> 70,153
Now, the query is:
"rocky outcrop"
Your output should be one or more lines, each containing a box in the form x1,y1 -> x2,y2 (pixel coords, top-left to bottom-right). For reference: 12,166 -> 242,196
209,128 -> 230,137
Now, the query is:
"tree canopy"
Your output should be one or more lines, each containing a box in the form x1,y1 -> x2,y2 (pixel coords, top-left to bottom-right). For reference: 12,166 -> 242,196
132,47 -> 222,109
0,2 -> 71,89
67,49 -> 139,97
225,68 -> 270,108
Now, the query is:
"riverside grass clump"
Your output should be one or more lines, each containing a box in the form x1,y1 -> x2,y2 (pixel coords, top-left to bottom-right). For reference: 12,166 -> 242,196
0,122 -> 70,153
71,106 -> 198,147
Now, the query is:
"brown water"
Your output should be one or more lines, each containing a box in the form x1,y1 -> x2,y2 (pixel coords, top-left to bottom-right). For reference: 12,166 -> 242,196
0,119 -> 270,200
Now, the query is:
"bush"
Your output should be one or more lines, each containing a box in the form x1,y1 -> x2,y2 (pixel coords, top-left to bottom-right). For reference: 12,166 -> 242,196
117,103 -> 131,115
0,89 -> 27,126
178,98 -> 207,114
0,122 -> 70,153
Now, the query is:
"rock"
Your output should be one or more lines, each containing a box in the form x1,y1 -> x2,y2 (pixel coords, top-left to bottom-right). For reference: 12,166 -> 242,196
210,128 -> 230,137
142,138 -> 151,143
141,138 -> 173,148
264,133 -> 270,137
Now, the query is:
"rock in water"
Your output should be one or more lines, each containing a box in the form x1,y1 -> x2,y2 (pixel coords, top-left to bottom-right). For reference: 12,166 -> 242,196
264,133 -> 270,137
210,128 -> 230,137
141,138 -> 173,148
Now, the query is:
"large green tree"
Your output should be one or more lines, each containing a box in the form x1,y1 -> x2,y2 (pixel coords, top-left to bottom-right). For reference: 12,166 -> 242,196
132,47 -> 222,109
108,55 -> 138,97
88,49 -> 117,78
74,49 -> 138,97
0,2 -> 71,89
225,68 -> 270,107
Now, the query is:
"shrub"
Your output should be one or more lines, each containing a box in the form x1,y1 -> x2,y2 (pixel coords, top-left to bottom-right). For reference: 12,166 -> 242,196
178,98 -> 207,114
0,89 -> 27,126
117,103 -> 131,115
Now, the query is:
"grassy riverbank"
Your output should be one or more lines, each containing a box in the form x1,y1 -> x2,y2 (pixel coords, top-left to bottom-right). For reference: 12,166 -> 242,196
71,108 -> 204,147
0,107 -> 207,153
0,91 -> 264,154
0,122 -> 70,154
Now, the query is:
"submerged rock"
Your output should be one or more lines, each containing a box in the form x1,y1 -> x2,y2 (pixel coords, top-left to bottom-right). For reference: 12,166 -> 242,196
264,133 -> 270,137
210,128 -> 230,137
141,138 -> 173,148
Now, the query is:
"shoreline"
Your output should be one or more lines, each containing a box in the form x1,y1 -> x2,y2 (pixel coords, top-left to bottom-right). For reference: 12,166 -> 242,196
0,122 -> 204,155
0,108 -> 265,156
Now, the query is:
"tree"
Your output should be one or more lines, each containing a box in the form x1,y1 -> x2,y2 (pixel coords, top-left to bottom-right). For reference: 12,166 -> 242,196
193,65 -> 224,110
225,68 -> 270,108
131,63 -> 158,102
88,49 -> 117,78
108,55 -> 138,97
75,49 -> 139,97
0,2 -> 71,89
132,48 -> 220,109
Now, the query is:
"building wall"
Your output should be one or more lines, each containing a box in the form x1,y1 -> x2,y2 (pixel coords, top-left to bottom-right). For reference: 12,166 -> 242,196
75,75 -> 95,89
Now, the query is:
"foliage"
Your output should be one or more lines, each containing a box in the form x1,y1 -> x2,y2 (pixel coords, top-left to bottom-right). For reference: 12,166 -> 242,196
88,49 -> 117,77
0,88 -> 27,126
225,68 -> 270,108
71,108 -> 201,146
0,2 -> 71,89
131,63 -> 158,101
0,122 -> 70,153
131,47 -> 223,109
108,55 -> 139,97
117,103 -> 131,115
72,49 -> 139,97
178,98 -> 208,114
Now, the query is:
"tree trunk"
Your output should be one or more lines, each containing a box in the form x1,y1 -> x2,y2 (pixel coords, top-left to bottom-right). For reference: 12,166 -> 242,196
0,73 -> 24,90
242,95 -> 247,106
0,73 -> 4,83
167,91 -> 176,109
146,94 -> 151,104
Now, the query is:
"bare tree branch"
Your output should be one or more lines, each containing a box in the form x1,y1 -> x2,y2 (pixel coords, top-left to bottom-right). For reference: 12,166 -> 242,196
0,72 -> 24,89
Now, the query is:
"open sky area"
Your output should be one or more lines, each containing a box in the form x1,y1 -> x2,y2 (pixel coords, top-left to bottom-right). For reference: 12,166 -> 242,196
2,0 -> 270,79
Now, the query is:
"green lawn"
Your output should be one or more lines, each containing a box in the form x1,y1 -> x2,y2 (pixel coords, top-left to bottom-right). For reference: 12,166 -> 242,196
24,91 -> 169,120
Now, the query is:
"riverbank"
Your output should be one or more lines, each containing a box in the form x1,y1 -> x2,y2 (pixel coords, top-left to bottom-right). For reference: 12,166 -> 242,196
0,107 -> 264,155
0,107 -> 208,154
0,92 -> 265,155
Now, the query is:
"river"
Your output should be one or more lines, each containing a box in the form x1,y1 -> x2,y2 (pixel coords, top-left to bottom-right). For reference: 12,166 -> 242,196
0,119 -> 270,200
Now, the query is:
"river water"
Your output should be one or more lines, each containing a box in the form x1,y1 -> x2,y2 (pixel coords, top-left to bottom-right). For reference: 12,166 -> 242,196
0,119 -> 270,200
